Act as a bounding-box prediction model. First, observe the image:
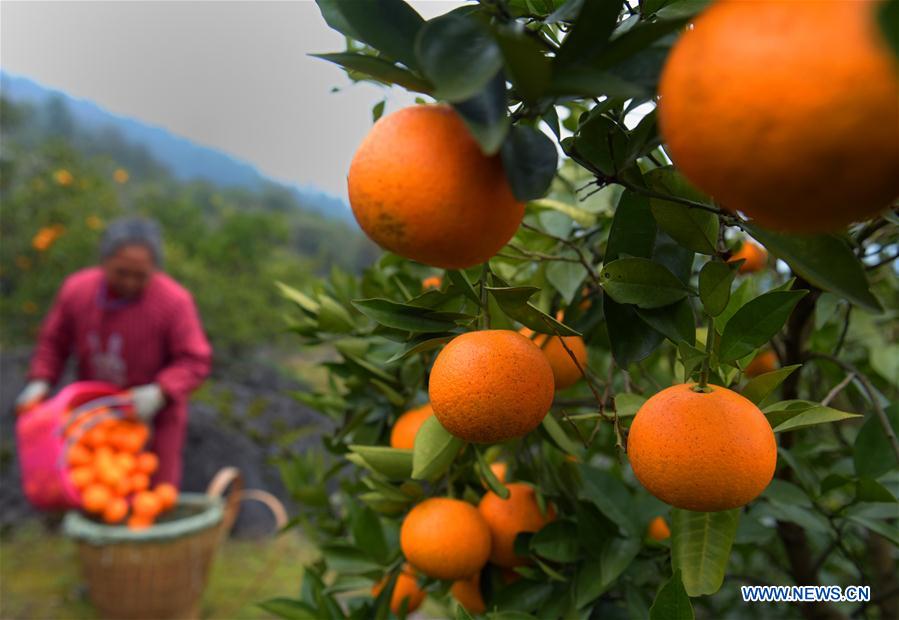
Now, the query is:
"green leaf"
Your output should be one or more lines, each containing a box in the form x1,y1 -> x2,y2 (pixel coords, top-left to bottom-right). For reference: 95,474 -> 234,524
277,281 -> 320,313
487,286 -> 580,336
604,297 -> 665,368
554,0 -> 622,67
412,415 -> 464,480
352,298 -> 468,332
348,445 -> 413,479
476,448 -> 509,499
321,543 -> 383,574
854,403 -> 899,478
456,605 -> 475,620
317,296 -> 356,332
501,125 -> 559,201
326,0 -> 424,70
385,335 -> 454,364
650,570 -> 694,620
452,71 -> 509,155
258,598 -> 319,620
744,225 -> 882,314
741,365 -> 801,405
351,506 -> 388,563
606,190 -> 657,261
310,53 -> 431,92
855,478 -> 898,503
529,198 -> 597,227
878,0 -> 899,59
600,257 -> 688,309
636,298 -> 696,345
531,521 -> 581,563
541,414 -> 583,457
763,400 -> 861,433
546,255 -> 589,305
670,508 -> 739,597
645,167 -> 718,255
678,341 -> 706,383
372,99 -> 386,122
494,23 -> 552,103
575,537 -> 641,607
447,269 -> 480,304
614,393 -> 646,418
415,13 -> 502,102
698,261 -> 739,317
848,515 -> 899,546
574,114 -> 629,177
718,290 -> 807,361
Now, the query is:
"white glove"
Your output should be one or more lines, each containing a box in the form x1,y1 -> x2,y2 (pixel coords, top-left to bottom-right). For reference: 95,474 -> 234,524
16,380 -> 49,414
129,384 -> 165,422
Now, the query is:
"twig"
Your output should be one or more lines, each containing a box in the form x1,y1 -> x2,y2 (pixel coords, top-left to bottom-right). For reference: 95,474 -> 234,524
821,373 -> 855,407
521,221 -> 602,287
808,353 -> 899,462
834,304 -> 852,357
478,263 -> 491,330
559,409 -> 590,449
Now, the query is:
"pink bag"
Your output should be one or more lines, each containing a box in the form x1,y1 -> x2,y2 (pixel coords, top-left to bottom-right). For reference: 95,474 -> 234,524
16,381 -> 126,510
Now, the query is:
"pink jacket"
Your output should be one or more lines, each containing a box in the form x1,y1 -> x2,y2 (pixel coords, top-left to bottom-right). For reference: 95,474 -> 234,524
29,267 -> 212,487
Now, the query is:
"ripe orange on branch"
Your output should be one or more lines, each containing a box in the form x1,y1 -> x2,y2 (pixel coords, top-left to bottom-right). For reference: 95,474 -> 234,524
348,105 -> 524,269
658,0 -> 899,232
390,404 -> 433,449
728,241 -> 768,274
478,482 -> 556,568
400,497 -> 491,581
429,330 -> 555,443
520,326 -> 588,391
371,564 -> 426,615
627,384 -> 777,512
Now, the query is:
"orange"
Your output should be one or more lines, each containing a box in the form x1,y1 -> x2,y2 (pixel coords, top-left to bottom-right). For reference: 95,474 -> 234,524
390,404 -> 434,449
136,452 -> 159,475
113,476 -> 132,497
102,497 -> 129,524
658,0 -> 899,232
81,483 -> 112,514
66,444 -> 92,468
745,349 -> 778,378
127,515 -> 153,530
451,573 -> 486,615
116,453 -> 136,474
155,483 -> 178,511
627,383 -> 777,511
520,326 -> 588,391
371,564 -> 426,615
647,516 -> 671,541
81,426 -> 108,449
348,105 -> 524,269
132,491 -> 162,518
114,424 -> 148,454
130,472 -> 150,493
478,482 -> 556,568
68,466 -> 95,490
400,498 -> 491,581
429,330 -> 555,443
421,275 -> 443,290
729,241 -> 768,274
96,462 -> 125,487
490,462 -> 507,484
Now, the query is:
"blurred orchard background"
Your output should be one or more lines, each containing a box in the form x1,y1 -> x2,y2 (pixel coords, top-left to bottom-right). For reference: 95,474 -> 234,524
0,1 -> 456,616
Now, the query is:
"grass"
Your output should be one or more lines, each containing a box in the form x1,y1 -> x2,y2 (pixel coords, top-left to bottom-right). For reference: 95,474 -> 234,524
0,521 -> 315,619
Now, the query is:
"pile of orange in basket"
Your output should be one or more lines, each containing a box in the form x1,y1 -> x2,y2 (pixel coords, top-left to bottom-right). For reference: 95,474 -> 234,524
66,415 -> 178,529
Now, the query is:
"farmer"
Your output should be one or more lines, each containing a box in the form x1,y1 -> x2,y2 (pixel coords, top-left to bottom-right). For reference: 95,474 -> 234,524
15,217 -> 212,488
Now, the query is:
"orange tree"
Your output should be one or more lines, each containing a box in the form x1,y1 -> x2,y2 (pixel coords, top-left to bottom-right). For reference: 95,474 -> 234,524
271,1 -> 899,619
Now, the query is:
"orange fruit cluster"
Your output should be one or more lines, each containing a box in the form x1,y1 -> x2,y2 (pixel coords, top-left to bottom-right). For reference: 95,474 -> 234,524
66,417 -> 178,528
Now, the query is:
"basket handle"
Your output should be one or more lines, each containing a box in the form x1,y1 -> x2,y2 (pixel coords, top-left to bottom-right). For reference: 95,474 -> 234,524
206,467 -> 243,534
237,489 -> 289,531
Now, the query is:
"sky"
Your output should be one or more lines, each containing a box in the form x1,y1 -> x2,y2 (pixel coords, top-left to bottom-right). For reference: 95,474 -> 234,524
0,0 -> 463,198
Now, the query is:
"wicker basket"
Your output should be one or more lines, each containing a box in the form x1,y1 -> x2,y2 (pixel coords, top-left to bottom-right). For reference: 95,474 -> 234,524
63,468 -> 243,620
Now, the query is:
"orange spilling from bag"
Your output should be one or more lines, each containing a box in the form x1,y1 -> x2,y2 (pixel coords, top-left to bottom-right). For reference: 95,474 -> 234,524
65,414 -> 177,528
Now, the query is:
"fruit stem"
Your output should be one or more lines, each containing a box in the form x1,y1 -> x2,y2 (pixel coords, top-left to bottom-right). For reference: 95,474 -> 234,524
697,314 -> 715,392
478,263 -> 491,330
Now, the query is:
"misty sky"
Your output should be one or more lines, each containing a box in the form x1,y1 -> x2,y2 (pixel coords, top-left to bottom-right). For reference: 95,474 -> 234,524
1,1 -> 463,198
